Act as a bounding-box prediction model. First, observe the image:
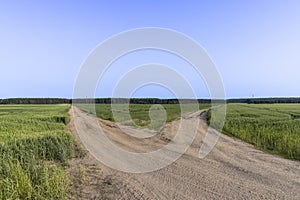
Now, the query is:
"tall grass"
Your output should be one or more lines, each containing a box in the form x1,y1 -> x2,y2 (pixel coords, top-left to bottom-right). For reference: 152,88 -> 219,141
211,104 -> 300,160
0,105 -> 77,199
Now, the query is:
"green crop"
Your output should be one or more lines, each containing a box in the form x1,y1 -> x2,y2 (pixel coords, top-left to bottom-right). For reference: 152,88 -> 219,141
210,104 -> 300,160
0,105 -> 78,199
77,104 -> 210,130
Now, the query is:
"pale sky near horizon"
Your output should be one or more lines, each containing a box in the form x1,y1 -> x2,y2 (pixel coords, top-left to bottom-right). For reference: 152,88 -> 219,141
1,0 -> 300,99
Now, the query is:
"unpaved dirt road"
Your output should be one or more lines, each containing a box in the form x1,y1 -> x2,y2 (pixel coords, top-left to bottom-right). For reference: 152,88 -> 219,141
70,107 -> 300,200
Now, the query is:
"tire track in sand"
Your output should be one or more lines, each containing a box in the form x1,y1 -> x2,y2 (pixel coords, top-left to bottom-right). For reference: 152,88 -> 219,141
71,107 -> 300,200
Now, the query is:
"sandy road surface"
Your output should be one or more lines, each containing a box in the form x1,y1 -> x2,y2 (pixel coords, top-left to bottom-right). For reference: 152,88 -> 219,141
70,107 -> 300,200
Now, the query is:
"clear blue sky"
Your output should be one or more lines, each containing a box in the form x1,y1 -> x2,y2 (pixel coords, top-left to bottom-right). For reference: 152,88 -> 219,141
1,0 -> 300,98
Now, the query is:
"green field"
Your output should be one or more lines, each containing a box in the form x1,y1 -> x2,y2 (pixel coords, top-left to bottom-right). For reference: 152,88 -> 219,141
212,104 -> 300,160
0,105 -> 80,199
78,104 -> 211,130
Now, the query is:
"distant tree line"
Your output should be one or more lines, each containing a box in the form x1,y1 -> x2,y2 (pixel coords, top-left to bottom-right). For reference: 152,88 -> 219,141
73,98 -> 213,104
1,97 -> 300,104
227,98 -> 300,104
0,98 -> 71,104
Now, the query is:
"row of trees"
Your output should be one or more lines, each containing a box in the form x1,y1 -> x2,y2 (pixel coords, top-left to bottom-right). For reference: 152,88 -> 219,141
1,98 -> 300,104
73,98 -> 213,104
0,98 -> 212,104
0,98 -> 71,104
227,98 -> 300,104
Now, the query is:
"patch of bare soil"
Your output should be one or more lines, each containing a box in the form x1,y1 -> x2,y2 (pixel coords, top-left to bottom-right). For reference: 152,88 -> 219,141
68,107 -> 300,200
67,112 -> 121,200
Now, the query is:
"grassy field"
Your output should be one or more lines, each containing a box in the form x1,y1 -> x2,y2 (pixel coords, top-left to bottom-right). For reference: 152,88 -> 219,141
78,104 -> 211,130
211,104 -> 300,160
0,105 -> 80,199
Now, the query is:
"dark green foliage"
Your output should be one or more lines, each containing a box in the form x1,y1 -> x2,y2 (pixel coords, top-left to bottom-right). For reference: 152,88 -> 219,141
227,97 -> 300,104
0,98 -> 71,104
2,97 -> 300,105
73,98 -> 213,104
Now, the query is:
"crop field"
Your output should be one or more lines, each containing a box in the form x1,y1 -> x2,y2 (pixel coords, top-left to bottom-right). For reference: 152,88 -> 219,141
77,104 -> 211,130
213,104 -> 300,160
0,105 -> 79,199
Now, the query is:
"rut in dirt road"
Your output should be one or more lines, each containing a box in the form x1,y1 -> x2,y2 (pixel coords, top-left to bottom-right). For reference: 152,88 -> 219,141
70,107 -> 300,200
